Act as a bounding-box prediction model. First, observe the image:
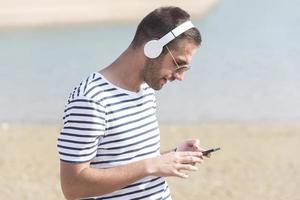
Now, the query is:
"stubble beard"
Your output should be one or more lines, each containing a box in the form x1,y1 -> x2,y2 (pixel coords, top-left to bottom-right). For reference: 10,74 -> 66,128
143,59 -> 164,91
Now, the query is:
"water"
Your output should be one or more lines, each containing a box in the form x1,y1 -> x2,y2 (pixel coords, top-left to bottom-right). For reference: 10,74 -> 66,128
0,0 -> 300,123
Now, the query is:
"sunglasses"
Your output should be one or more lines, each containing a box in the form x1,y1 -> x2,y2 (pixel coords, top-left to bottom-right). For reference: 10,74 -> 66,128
165,45 -> 191,75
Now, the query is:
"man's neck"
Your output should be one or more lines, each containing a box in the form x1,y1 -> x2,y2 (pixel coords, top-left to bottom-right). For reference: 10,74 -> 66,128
99,46 -> 145,92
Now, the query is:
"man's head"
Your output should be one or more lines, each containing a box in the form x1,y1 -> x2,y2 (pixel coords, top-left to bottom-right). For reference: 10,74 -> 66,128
131,6 -> 202,90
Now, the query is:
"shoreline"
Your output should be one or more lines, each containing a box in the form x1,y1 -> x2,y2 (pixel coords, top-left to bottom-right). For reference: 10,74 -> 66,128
0,0 -> 218,29
1,121 -> 300,133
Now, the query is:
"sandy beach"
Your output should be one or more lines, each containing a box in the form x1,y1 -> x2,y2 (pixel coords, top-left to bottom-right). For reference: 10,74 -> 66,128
1,123 -> 299,199
0,0 -> 217,28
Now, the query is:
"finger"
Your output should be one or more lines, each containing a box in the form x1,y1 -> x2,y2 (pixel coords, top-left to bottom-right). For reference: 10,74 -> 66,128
175,164 -> 198,172
179,151 -> 203,157
198,147 -> 206,152
185,139 -> 200,151
193,139 -> 200,151
173,170 -> 189,179
205,153 -> 211,158
195,144 -> 206,152
178,155 -> 203,164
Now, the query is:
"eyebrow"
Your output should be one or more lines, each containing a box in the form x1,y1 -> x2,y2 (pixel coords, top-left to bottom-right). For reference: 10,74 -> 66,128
175,58 -> 189,66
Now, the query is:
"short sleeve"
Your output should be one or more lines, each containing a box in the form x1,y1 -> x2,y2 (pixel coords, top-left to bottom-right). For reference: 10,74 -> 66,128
57,96 -> 106,163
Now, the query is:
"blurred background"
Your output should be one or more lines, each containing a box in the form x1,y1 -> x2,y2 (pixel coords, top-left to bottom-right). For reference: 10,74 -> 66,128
0,0 -> 299,199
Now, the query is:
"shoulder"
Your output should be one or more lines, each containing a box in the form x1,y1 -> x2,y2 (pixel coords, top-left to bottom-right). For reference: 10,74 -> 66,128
67,72 -> 115,105
81,73 -> 110,101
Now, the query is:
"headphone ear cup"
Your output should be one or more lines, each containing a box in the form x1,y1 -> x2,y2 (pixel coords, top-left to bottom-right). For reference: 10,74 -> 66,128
144,40 -> 163,59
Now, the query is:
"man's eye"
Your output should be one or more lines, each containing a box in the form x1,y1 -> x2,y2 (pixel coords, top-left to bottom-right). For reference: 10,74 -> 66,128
177,66 -> 189,74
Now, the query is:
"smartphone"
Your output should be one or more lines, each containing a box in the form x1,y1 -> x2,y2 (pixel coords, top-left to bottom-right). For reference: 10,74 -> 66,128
202,147 -> 221,156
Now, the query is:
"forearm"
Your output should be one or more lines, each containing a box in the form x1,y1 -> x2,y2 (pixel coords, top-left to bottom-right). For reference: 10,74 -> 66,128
61,151 -> 204,200
61,159 -> 151,200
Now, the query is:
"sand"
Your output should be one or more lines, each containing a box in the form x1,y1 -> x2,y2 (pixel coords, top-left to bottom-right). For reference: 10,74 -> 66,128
0,122 -> 299,200
0,0 -> 218,28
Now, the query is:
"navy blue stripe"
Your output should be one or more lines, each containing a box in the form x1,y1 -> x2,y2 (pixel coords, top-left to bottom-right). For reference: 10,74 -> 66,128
67,93 -> 72,103
90,77 -> 102,84
130,185 -> 165,200
101,126 -> 158,146
83,76 -> 90,93
60,157 -> 93,164
106,93 -> 153,107
162,188 -> 171,200
144,86 -> 152,91
91,147 -> 159,165
64,113 -> 105,121
154,186 -> 170,200
92,73 -> 96,79
64,120 -> 105,126
68,99 -> 104,107
122,177 -> 161,189
59,148 -> 97,157
91,88 -> 117,99
107,181 -> 165,200
103,88 -> 116,92
60,132 -> 100,138
57,143 -> 98,151
84,83 -> 110,96
97,141 -> 158,157
58,138 -> 97,144
99,93 -> 128,102
106,113 -> 155,131
64,126 -> 105,131
72,87 -> 77,99
104,119 -> 157,138
77,82 -> 82,97
107,106 -> 153,123
107,99 -> 153,115
100,132 -> 159,150
89,179 -> 165,200
64,106 -> 105,114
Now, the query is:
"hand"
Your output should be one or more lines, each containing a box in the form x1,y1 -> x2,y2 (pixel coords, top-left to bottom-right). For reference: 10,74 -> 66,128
176,139 -> 204,152
176,139 -> 211,158
145,151 -> 203,178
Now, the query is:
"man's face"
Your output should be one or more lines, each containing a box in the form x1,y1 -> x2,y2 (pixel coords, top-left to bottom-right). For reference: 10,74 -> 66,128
143,40 -> 198,90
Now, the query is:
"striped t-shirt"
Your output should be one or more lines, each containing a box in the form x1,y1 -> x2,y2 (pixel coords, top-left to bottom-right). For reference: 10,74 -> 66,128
57,72 -> 172,200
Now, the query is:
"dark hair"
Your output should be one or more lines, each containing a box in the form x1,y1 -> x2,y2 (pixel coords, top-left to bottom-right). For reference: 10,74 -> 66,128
131,6 -> 201,52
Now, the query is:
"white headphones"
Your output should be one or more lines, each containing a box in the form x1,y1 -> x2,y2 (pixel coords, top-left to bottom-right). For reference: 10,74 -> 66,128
143,20 -> 195,59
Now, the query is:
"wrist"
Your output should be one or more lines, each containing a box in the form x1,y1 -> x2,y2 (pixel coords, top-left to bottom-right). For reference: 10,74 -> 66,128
143,157 -> 157,176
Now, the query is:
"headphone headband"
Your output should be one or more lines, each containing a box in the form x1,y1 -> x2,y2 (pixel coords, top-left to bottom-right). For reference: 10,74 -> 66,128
144,21 -> 195,59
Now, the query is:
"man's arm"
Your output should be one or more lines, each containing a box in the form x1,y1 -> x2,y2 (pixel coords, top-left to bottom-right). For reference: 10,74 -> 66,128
60,151 -> 203,200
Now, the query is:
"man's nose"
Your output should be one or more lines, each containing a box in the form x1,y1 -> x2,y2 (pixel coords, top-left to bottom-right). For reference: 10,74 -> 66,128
174,72 -> 184,81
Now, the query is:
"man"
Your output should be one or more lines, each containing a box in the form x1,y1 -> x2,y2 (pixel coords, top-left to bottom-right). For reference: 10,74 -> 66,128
57,6 -> 208,200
